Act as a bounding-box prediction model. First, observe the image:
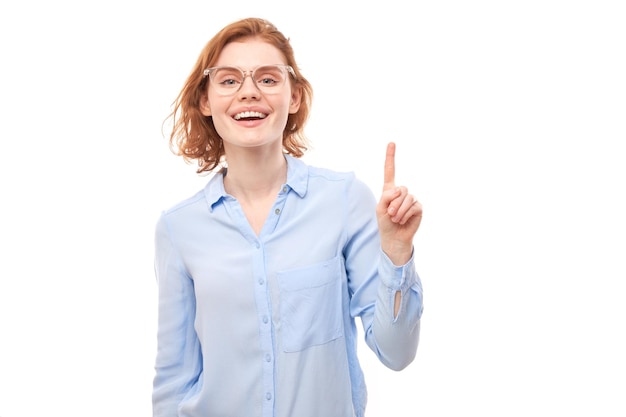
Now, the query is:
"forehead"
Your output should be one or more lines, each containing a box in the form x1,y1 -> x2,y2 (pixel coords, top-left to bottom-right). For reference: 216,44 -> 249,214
215,39 -> 286,68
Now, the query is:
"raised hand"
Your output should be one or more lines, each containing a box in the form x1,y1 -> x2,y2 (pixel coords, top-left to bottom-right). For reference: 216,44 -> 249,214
376,142 -> 423,265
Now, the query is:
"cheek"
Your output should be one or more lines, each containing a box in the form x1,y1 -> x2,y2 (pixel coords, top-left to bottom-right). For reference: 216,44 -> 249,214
211,111 -> 230,137
205,93 -> 229,118
274,98 -> 293,125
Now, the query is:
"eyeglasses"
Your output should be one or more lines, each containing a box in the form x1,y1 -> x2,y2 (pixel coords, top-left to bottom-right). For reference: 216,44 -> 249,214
203,64 -> 295,96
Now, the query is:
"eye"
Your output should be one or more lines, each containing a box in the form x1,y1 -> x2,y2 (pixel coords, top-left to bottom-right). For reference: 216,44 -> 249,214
255,66 -> 285,87
221,78 -> 239,86
212,68 -> 242,88
258,77 -> 278,86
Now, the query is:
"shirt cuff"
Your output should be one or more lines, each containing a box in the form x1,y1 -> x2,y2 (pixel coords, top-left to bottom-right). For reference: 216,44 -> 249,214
378,248 -> 416,291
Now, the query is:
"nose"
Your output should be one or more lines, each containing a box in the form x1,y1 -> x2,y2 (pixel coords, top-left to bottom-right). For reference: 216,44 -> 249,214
237,72 -> 260,100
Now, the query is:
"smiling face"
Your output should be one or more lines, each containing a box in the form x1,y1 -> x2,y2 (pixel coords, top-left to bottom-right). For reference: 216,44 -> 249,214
200,39 -> 301,153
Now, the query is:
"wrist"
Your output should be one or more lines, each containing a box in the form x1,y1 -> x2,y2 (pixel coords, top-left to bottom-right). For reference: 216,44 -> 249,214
381,242 -> 413,266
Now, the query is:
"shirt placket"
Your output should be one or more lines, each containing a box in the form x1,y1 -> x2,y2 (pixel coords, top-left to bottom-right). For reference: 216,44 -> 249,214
251,239 -> 275,416
253,186 -> 288,417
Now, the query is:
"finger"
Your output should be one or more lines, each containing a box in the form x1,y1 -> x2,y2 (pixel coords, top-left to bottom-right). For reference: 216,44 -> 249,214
397,199 -> 422,225
386,186 -> 408,219
383,142 -> 396,191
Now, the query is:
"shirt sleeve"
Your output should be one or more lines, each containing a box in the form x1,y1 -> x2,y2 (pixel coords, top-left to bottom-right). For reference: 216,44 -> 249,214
344,176 -> 424,371
152,213 -> 203,417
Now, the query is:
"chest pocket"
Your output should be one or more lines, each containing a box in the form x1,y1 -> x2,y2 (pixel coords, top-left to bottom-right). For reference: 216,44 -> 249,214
277,257 -> 344,353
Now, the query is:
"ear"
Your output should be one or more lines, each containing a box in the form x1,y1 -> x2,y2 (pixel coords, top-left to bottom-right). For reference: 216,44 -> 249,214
288,85 -> 302,114
200,94 -> 212,116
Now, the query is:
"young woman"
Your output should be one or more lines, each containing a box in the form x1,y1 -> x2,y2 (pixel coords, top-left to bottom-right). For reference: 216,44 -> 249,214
152,17 -> 424,417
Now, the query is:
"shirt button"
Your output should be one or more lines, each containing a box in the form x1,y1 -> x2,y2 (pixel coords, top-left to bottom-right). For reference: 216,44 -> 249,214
266,392 -> 272,401
274,208 -> 280,215
258,278 -> 265,285
282,186 -> 288,193
262,315 -> 269,324
265,354 -> 272,362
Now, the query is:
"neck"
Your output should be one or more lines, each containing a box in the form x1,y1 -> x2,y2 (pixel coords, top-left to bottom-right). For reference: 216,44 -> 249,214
223,149 -> 287,202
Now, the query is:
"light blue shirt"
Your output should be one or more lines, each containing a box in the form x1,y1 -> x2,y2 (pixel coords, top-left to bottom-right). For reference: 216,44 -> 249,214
152,155 -> 423,417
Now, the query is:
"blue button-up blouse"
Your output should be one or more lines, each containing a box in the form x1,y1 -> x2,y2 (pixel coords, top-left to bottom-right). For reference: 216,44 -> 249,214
152,154 -> 423,417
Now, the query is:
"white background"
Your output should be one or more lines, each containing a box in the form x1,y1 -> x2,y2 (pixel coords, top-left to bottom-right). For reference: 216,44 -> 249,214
1,1 -> 625,416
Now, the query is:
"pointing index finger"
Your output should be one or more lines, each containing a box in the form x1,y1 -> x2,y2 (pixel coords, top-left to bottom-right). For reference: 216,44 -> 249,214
383,142 -> 396,191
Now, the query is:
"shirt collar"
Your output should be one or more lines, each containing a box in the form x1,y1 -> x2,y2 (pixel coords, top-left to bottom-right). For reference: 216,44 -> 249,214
204,154 -> 309,211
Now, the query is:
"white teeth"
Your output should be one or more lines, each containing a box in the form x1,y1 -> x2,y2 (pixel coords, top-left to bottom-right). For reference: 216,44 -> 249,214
234,111 -> 267,120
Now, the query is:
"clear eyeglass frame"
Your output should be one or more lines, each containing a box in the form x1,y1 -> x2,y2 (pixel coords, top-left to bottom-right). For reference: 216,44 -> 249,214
202,64 -> 295,96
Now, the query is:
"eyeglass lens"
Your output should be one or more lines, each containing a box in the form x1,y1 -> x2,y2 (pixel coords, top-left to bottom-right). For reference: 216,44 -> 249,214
209,65 -> 290,95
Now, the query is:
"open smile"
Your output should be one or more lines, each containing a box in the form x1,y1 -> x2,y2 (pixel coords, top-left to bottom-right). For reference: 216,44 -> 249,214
233,111 -> 268,121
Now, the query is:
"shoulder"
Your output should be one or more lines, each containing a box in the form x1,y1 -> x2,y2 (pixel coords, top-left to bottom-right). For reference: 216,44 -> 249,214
160,172 -> 222,218
308,164 -> 355,182
287,154 -> 353,182
294,157 -> 374,200
162,190 -> 205,214
158,178 -> 213,223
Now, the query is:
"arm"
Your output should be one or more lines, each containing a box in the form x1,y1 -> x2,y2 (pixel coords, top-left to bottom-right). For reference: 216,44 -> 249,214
344,174 -> 423,371
152,214 -> 202,417
376,142 -> 423,315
